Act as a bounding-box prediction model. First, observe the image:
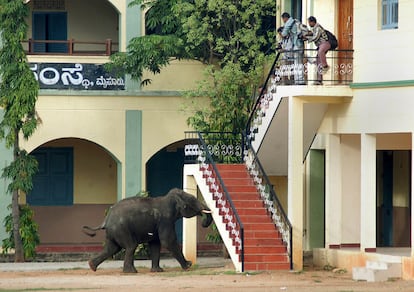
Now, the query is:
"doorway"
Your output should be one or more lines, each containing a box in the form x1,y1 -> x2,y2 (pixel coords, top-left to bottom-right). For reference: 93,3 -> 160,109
377,150 -> 411,247
33,12 -> 68,53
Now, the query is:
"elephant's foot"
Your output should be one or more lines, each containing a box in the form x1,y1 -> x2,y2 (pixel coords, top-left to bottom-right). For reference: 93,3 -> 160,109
88,260 -> 97,272
150,267 -> 164,273
122,266 -> 138,273
182,260 -> 192,270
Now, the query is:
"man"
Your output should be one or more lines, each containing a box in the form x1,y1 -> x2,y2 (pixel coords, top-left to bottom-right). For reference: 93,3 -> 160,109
280,12 -> 306,85
306,16 -> 331,85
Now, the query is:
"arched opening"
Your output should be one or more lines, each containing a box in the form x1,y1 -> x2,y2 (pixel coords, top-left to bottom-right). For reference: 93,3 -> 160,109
28,138 -> 118,251
146,140 -> 221,255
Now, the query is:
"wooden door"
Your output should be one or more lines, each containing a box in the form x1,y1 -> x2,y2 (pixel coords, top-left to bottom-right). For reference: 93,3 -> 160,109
337,0 -> 353,83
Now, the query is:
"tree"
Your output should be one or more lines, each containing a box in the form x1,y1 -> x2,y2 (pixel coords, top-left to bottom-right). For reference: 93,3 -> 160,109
0,0 -> 40,262
110,0 -> 276,133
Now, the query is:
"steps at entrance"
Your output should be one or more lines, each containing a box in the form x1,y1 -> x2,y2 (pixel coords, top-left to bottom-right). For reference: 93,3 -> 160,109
215,164 -> 290,271
352,260 -> 402,282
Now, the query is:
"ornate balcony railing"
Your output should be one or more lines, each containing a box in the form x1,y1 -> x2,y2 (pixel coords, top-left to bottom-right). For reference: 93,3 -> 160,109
275,48 -> 353,85
184,131 -> 245,271
22,39 -> 119,56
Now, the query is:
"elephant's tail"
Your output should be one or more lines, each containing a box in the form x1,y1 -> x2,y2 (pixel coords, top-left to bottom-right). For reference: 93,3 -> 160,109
82,224 -> 105,237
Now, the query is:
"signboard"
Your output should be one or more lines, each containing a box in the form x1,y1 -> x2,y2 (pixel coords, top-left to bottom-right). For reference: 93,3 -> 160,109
30,63 -> 125,90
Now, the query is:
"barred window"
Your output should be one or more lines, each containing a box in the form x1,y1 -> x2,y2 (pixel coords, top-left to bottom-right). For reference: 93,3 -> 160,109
381,0 -> 398,29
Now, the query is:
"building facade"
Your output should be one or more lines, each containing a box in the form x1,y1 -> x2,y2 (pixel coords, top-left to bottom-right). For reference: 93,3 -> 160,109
0,0 -> 206,250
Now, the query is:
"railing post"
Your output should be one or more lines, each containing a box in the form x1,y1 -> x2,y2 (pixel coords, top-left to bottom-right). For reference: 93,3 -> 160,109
28,38 -> 33,54
69,39 -> 74,55
106,39 -> 112,56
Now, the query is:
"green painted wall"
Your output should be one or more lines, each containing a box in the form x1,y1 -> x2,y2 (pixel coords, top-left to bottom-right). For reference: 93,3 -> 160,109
309,149 -> 325,249
0,110 -> 13,241
125,2 -> 142,92
125,110 -> 142,197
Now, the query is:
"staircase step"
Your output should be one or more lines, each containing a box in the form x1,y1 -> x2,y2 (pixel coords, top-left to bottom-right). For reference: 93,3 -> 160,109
238,215 -> 273,223
244,246 -> 286,254
244,230 -> 281,239
220,178 -> 255,186
226,190 -> 260,199
352,261 -> 402,282
243,223 -> 276,231
244,262 -> 290,271
216,164 -> 247,171
224,186 -> 259,193
244,238 -> 284,246
236,208 -> 268,216
244,254 -> 288,263
232,200 -> 264,209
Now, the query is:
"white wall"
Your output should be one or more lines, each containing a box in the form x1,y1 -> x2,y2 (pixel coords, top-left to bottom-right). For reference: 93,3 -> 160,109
340,134 -> 361,244
354,0 -> 414,82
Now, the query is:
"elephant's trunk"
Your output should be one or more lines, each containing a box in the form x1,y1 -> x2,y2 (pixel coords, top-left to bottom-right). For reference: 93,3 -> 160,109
201,210 -> 213,227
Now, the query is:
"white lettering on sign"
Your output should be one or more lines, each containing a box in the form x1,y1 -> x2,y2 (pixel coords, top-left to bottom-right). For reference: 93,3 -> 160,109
30,63 -> 125,90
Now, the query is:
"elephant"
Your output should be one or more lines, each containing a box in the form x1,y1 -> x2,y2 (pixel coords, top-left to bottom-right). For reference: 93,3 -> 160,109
82,188 -> 213,273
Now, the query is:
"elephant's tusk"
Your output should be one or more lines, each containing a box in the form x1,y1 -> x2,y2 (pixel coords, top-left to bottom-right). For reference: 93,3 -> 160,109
202,209 -> 213,214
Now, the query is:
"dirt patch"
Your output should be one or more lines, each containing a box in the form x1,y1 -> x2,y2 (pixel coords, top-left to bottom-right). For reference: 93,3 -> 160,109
1,265 -> 414,292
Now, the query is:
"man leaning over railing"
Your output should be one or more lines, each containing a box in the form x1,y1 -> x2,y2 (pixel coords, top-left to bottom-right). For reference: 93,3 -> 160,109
280,12 -> 307,85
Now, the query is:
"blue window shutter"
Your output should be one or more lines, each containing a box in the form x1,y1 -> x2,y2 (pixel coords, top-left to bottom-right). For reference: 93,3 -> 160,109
28,148 -> 73,206
32,13 -> 46,52
32,12 -> 68,53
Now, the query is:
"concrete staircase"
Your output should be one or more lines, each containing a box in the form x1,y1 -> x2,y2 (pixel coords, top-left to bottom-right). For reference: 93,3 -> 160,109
215,164 -> 290,271
352,260 -> 402,282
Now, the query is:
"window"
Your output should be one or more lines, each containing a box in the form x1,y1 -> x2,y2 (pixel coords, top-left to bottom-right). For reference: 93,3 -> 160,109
381,0 -> 398,29
28,148 -> 73,206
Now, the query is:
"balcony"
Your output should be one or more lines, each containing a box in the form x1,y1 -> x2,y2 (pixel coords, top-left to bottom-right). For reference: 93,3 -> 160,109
23,39 -> 118,56
274,48 -> 353,86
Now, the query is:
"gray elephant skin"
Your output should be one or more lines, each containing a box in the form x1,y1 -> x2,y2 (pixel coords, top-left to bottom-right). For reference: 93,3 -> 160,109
82,188 -> 213,273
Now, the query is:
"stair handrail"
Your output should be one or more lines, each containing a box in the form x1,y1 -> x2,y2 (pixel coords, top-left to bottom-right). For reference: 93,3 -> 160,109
245,52 -> 281,141
243,135 -> 293,269
184,131 -> 245,271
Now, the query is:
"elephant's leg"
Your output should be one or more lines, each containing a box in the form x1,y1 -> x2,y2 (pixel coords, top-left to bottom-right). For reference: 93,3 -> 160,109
123,244 -> 138,273
161,234 -> 191,270
149,240 -> 163,272
89,239 -> 121,272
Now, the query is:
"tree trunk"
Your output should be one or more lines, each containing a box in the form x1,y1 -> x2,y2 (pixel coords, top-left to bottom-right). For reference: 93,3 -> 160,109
12,131 -> 24,262
12,190 -> 24,262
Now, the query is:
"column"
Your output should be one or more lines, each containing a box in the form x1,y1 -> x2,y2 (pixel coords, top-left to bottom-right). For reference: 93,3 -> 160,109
325,134 -> 342,248
182,169 -> 198,264
288,96 -> 304,270
125,110 -> 142,198
360,133 -> 377,252
411,133 -> 414,256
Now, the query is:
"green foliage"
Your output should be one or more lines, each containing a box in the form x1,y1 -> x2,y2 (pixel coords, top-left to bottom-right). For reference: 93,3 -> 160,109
0,0 -> 40,261
185,61 -> 267,133
205,223 -> 222,244
1,150 -> 38,194
110,0 -> 275,82
2,205 -> 40,259
0,0 -> 39,148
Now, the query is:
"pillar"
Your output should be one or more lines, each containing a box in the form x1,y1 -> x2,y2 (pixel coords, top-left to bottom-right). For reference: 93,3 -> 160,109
360,133 -> 376,252
411,133 -> 414,256
325,134 -> 342,248
182,172 -> 198,264
288,96 -> 304,270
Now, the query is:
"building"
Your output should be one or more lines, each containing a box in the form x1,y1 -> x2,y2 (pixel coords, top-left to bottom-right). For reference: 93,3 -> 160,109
0,0 -> 208,252
181,0 -> 414,279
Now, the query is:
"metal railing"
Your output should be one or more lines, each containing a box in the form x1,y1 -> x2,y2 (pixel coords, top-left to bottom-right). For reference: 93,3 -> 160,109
184,131 -> 244,271
275,48 -> 353,85
22,39 -> 119,56
243,136 -> 293,269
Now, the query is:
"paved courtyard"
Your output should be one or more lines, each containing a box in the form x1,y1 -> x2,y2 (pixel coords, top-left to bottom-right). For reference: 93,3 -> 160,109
1,257 -> 414,291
